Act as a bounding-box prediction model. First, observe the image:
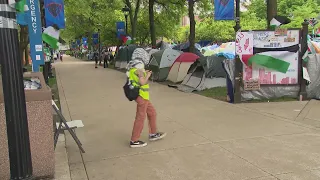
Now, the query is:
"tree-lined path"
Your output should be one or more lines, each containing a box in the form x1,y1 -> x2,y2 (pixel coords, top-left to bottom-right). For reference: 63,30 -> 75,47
55,56 -> 320,180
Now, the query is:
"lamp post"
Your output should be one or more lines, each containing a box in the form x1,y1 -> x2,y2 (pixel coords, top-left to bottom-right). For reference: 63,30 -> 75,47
122,5 -> 130,35
97,23 -> 102,64
233,0 -> 242,103
0,1 -> 33,179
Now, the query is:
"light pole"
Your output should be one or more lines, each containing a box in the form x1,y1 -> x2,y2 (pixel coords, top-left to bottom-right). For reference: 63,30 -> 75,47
0,0 -> 33,179
122,5 -> 130,35
233,0 -> 242,103
97,24 -> 102,64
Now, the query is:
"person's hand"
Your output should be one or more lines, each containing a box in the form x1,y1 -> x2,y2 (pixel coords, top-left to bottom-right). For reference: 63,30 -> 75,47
146,70 -> 152,76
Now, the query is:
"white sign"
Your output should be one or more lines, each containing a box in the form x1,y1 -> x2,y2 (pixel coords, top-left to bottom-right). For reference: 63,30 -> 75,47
243,30 -> 300,85
36,55 -> 41,60
236,31 -> 253,55
253,30 -> 299,48
35,45 -> 42,52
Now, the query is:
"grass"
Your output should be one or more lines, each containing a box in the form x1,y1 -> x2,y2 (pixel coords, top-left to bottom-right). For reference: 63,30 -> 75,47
198,86 -> 297,103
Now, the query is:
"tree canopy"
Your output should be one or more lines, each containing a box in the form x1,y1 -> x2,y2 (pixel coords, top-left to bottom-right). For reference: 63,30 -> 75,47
62,0 -> 320,46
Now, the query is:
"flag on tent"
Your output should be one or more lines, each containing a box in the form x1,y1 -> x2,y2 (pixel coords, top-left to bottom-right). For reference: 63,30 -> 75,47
9,0 -> 29,12
42,26 -> 60,49
44,0 -> 65,29
270,15 -> 291,30
214,0 -> 234,20
121,35 -> 132,45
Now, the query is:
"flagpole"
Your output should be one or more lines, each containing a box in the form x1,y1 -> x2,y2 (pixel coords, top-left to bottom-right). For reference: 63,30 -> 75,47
233,0 -> 242,103
0,1 -> 33,179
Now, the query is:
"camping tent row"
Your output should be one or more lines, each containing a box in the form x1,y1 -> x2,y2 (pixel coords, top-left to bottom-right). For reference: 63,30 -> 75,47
115,46 -> 228,91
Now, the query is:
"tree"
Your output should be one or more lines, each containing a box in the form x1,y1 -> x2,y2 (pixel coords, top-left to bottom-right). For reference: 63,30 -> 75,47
124,0 -> 142,40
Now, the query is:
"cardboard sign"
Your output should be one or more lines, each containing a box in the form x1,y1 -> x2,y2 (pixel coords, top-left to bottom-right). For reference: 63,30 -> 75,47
274,27 -> 288,36
244,80 -> 260,90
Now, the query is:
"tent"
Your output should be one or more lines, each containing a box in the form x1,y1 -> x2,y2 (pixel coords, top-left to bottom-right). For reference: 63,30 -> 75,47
167,52 -> 199,83
148,49 -> 182,81
115,45 -> 138,69
147,49 -> 159,56
156,41 -> 171,50
177,55 -> 227,92
173,42 -> 204,57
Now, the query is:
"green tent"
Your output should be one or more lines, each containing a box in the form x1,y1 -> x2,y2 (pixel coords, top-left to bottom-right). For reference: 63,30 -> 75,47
115,45 -> 139,69
148,49 -> 182,81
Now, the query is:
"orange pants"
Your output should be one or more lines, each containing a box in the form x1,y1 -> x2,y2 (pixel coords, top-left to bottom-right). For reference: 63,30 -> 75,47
131,96 -> 157,141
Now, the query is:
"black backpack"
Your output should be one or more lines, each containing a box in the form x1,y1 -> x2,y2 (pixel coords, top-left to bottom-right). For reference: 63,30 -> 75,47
123,78 -> 140,101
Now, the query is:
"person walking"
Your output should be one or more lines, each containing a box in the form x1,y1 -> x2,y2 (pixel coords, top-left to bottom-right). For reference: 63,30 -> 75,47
103,48 -> 111,68
126,58 -> 166,148
94,50 -> 99,68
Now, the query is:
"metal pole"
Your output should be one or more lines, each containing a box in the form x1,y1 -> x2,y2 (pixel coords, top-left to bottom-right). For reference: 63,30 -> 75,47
299,20 -> 309,100
98,28 -> 101,64
125,14 -> 128,35
0,1 -> 33,179
233,0 -> 242,103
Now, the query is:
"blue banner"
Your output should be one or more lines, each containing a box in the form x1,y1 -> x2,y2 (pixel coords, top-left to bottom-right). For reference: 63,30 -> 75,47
214,0 -> 234,20
92,33 -> 99,39
44,0 -> 65,29
26,0 -> 44,72
116,21 -> 125,39
17,13 -> 27,25
76,39 -> 81,45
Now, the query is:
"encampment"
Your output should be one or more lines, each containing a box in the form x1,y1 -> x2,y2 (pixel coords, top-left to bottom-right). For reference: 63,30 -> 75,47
115,45 -> 139,69
167,52 -> 199,83
177,55 -> 227,92
148,49 -> 182,81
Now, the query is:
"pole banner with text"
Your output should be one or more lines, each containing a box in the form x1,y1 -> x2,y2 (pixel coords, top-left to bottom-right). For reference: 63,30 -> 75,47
26,0 -> 44,72
116,21 -> 125,39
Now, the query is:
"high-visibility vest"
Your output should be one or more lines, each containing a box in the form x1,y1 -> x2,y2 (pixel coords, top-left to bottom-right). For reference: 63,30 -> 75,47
129,68 -> 150,100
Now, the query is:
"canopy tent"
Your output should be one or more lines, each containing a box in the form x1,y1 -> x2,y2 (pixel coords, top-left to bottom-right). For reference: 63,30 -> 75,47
115,45 -> 139,69
177,55 -> 227,92
167,52 -> 199,83
148,49 -> 182,81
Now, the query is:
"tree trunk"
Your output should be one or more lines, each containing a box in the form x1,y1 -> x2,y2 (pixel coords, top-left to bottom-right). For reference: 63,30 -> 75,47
149,0 -> 156,47
126,0 -> 141,41
267,0 -> 277,29
19,26 -> 29,66
188,0 -> 196,53
24,46 -> 29,66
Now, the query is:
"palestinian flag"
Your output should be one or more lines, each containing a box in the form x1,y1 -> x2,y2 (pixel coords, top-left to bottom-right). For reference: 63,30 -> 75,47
240,45 -> 299,73
121,35 -> 132,45
8,0 -> 29,12
42,26 -> 60,49
270,15 -> 291,30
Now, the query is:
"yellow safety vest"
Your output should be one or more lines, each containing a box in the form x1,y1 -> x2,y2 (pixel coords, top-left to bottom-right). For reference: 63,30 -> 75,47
129,68 -> 150,100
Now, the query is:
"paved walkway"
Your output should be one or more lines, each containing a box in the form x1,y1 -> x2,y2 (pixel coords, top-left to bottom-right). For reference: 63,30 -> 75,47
55,56 -> 320,180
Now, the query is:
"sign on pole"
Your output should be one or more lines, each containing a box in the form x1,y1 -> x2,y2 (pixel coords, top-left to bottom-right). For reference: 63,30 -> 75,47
116,21 -> 125,39
27,0 -> 45,72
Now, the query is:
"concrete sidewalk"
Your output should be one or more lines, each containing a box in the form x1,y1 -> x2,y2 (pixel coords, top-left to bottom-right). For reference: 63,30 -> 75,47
54,56 -> 320,180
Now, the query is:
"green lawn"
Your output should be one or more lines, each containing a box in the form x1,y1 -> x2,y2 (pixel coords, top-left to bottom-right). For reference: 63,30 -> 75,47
198,87 -> 297,103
